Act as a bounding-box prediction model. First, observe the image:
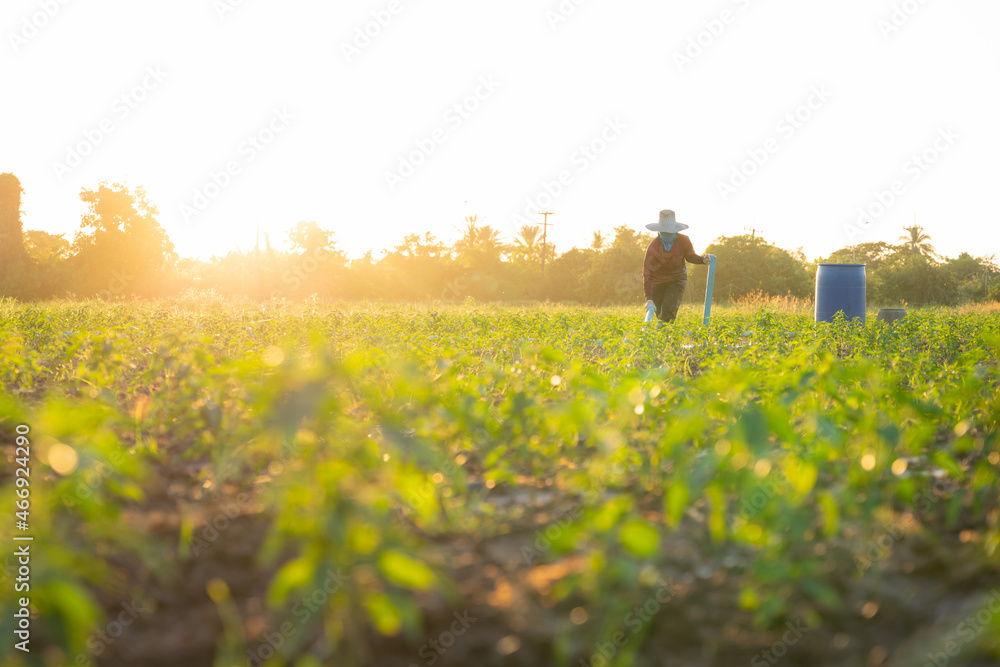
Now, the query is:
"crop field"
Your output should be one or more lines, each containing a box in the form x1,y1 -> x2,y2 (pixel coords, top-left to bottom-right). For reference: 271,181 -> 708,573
1,298 -> 999,667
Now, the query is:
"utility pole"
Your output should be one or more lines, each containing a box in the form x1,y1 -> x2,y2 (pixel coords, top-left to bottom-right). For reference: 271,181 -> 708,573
254,223 -> 261,301
743,226 -> 765,239
539,211 -> 555,278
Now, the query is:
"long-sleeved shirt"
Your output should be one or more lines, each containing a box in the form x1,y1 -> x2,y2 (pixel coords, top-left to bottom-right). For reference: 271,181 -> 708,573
642,233 -> 706,298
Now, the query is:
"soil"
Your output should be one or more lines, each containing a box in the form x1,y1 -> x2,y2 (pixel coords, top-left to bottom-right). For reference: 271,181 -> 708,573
68,463 -> 1000,667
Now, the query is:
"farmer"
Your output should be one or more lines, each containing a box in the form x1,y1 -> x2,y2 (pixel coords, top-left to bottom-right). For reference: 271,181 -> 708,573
643,210 -> 714,323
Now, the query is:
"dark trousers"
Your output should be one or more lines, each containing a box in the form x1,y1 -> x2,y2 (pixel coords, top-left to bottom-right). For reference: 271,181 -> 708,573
651,280 -> 687,323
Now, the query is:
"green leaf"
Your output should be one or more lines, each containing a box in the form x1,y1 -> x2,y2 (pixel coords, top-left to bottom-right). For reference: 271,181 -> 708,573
785,457 -> 818,498
706,484 -> 727,543
178,513 -> 195,561
896,477 -> 916,504
349,524 -> 379,555
803,579 -> 840,608
620,520 -> 659,558
665,482 -> 689,527
365,592 -> 402,636
932,450 -> 964,481
877,424 -> 901,447
267,556 -> 314,607
818,492 -> 839,537
43,580 -> 102,645
737,405 -> 769,454
378,550 -> 435,590
739,586 -> 760,611
593,497 -> 629,531
973,461 -> 997,492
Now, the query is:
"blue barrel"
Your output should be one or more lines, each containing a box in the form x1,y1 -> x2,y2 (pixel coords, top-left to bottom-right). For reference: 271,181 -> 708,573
815,264 -> 866,323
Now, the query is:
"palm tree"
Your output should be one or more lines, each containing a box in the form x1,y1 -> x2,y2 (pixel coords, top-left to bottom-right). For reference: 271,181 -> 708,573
477,225 -> 503,248
590,231 -> 605,252
512,225 -> 540,264
899,225 -> 938,260
479,226 -> 508,264
453,215 -> 481,259
453,216 -> 505,268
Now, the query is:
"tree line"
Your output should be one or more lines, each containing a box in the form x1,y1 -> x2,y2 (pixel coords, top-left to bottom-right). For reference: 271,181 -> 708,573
1,174 -> 996,306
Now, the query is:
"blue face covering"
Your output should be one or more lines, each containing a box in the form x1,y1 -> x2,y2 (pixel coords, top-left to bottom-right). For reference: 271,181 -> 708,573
658,232 -> 677,251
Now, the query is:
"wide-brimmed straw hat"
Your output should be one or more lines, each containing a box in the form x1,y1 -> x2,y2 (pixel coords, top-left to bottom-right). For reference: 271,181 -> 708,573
645,210 -> 689,233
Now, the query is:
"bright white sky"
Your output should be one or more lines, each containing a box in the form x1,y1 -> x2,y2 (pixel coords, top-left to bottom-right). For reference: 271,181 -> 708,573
3,0 -> 998,262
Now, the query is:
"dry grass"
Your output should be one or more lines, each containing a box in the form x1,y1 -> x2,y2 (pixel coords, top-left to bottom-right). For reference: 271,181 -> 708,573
952,301 -> 1000,315
724,290 -> 814,316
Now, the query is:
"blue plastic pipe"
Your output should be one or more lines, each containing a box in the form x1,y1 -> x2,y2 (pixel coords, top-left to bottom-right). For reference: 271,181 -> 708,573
703,256 -> 716,325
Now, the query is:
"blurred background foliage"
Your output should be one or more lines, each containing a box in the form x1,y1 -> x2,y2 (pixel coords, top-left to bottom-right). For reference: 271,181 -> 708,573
0,173 -> 997,307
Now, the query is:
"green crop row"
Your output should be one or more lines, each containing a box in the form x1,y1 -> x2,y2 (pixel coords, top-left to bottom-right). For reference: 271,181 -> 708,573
0,299 -> 998,666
